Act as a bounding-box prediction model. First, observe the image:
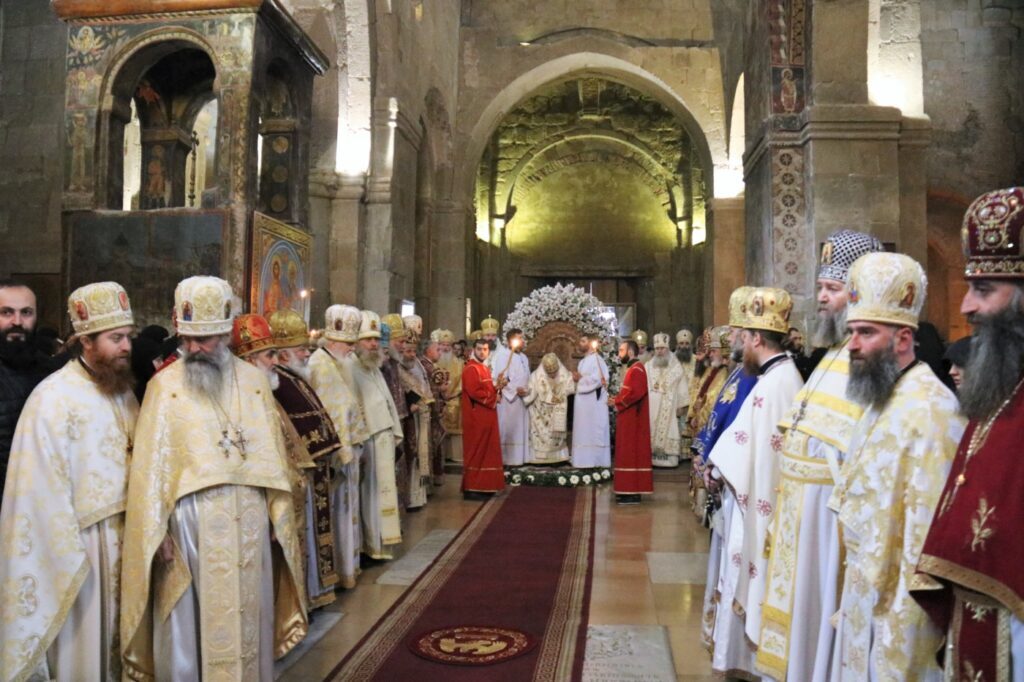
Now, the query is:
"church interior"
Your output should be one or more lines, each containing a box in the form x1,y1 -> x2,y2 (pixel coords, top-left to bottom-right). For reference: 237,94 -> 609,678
1,0 -> 1023,680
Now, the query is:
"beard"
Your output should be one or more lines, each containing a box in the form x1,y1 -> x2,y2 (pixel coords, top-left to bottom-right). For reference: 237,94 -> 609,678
399,352 -> 418,370
355,345 -> 382,370
486,339 -> 497,351
439,350 -> 453,364
846,341 -> 901,408
958,292 -> 1024,420
813,306 -> 847,349
281,355 -> 311,382
675,347 -> 692,363
183,341 -> 232,399
264,366 -> 280,391
0,327 -> 49,368
693,356 -> 708,377
741,348 -> 759,375
86,353 -> 136,396
651,354 -> 670,368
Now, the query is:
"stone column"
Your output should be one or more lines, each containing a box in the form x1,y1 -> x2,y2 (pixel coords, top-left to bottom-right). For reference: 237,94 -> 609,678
708,197 -> 745,325
361,96 -> 398,313
309,169 -> 365,314
431,199 -> 472,334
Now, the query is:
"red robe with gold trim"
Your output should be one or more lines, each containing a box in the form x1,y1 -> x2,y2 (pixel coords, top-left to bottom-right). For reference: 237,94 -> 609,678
613,360 -> 653,494
460,358 -> 505,493
912,381 -> 1024,681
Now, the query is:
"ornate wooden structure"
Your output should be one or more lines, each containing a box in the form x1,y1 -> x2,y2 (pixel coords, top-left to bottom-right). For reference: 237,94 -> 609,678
525,321 -> 585,372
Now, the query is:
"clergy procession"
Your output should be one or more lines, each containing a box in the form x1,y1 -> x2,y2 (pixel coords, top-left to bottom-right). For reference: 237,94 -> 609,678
1,187 -> 1024,681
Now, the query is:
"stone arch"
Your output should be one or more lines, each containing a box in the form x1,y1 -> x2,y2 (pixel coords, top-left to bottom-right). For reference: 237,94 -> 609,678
457,52 -> 721,204
97,28 -> 220,209
499,128 -> 684,218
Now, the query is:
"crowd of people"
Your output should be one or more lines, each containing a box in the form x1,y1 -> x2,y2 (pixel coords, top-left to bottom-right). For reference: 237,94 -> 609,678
0,187 -> 1021,680
686,187 -> 1024,680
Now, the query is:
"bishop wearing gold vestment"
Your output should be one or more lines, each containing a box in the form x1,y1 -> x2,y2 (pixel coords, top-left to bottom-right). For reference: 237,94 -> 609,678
121,277 -> 307,681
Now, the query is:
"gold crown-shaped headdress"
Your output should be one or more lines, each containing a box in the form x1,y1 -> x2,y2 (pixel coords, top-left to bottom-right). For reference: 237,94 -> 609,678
67,281 -> 134,335
847,252 -> 927,330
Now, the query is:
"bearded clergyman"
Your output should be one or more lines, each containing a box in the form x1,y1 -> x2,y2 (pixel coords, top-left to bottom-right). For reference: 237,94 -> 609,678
674,329 -> 696,454
523,352 -> 576,464
345,311 -> 404,559
267,308 -> 343,611
756,229 -> 882,681
396,315 -> 434,510
645,332 -> 687,467
432,329 -> 464,465
0,282 -> 136,681
308,304 -> 368,588
912,187 -> 1024,681
121,276 -> 306,681
828,253 -> 964,680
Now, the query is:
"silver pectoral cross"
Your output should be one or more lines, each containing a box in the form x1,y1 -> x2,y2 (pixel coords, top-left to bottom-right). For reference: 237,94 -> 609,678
219,430 -> 234,457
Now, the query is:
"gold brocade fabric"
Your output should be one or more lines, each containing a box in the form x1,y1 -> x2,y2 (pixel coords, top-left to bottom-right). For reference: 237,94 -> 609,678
120,359 -> 307,680
828,364 -> 965,680
308,348 -> 369,462
757,344 -> 863,679
645,357 -> 686,457
437,357 -> 464,435
686,365 -> 727,439
0,362 -> 137,681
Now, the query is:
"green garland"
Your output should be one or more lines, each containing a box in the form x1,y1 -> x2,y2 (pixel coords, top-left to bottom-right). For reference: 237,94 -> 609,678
504,466 -> 613,487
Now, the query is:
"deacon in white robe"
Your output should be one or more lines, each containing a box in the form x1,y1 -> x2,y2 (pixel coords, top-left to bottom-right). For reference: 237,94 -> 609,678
490,331 -> 531,467
571,337 -> 611,468
345,311 -> 404,559
0,349 -> 137,682
707,289 -> 803,679
523,353 -> 576,464
308,304 -> 369,588
645,334 -> 688,467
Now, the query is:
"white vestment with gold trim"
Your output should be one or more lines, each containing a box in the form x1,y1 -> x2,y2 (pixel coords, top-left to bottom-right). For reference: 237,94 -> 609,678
645,355 -> 687,467
523,363 -> 575,464
828,363 -> 964,681
0,361 -> 137,682
709,355 -> 802,677
756,344 -> 863,682
308,347 -> 367,588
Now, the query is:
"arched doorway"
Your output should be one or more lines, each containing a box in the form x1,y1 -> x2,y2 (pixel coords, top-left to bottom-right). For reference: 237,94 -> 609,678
471,75 -> 712,337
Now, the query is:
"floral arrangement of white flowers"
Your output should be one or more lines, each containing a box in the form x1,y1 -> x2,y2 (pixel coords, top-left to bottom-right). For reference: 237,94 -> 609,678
503,466 -> 613,487
503,283 -> 616,341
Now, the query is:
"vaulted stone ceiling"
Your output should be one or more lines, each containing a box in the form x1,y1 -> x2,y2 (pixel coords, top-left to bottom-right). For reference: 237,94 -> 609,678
477,77 -> 706,268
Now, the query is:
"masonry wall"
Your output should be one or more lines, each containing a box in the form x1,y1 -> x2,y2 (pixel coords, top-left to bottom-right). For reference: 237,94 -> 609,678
0,1 -> 66,325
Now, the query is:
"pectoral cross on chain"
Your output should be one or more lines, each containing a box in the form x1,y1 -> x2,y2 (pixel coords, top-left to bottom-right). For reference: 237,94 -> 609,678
219,430 -> 234,457
233,428 -> 249,458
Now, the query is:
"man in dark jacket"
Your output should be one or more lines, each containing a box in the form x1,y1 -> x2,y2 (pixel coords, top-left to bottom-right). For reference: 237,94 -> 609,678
0,281 -> 55,503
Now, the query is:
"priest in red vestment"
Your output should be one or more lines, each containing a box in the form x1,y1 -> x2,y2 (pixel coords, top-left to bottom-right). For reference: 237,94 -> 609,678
461,337 -> 506,500
912,187 -> 1024,681
610,338 -> 653,503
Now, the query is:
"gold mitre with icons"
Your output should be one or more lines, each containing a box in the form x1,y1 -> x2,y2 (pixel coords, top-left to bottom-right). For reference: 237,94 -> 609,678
324,304 -> 361,343
480,316 -> 500,334
268,308 -> 309,348
382,313 -> 406,339
728,285 -> 755,327
652,332 -> 671,349
676,329 -> 693,344
743,287 -> 793,334
847,252 -> 927,330
630,329 -> 648,346
174,276 -> 235,337
67,281 -> 134,335
708,325 -> 731,350
468,329 -> 482,341
403,314 -> 424,341
430,328 -> 452,344
358,310 -> 382,340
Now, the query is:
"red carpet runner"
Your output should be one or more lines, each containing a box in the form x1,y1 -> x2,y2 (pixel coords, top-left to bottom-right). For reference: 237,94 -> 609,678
328,486 -> 596,681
